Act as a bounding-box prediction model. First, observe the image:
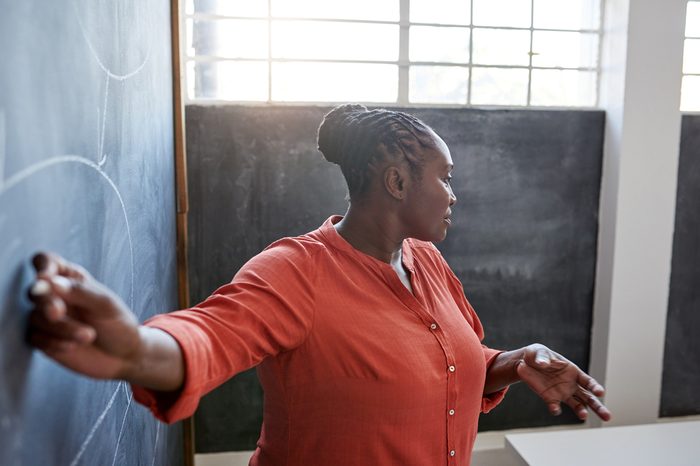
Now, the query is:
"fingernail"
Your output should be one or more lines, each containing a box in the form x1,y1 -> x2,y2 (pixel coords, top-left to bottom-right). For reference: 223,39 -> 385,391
50,276 -> 71,292
536,355 -> 549,365
76,327 -> 96,343
31,279 -> 51,297
32,253 -> 49,271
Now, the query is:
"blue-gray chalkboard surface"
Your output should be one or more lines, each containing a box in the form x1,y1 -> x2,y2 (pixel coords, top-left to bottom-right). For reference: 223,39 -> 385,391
0,2 -> 182,465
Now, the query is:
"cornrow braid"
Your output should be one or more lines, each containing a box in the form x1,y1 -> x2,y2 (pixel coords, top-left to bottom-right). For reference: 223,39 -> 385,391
317,104 -> 436,198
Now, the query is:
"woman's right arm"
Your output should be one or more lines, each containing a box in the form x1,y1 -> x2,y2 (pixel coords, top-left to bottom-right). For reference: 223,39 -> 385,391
27,252 -> 184,392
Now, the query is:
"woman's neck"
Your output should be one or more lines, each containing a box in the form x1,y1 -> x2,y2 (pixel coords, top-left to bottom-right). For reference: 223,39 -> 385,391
334,205 -> 404,265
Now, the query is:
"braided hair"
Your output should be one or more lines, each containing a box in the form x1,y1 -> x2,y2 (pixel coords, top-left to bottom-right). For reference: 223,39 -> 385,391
317,104 -> 436,199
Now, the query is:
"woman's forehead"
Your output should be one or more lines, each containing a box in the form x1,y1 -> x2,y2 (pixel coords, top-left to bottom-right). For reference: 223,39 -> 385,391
426,132 -> 453,168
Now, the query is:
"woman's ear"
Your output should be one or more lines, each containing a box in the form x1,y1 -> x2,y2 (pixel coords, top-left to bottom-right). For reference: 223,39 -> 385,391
384,165 -> 408,200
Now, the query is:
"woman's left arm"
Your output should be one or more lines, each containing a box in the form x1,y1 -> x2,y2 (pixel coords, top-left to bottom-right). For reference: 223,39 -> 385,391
484,343 -> 612,421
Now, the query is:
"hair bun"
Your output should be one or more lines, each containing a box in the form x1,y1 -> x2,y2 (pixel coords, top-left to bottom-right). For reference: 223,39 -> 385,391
317,104 -> 368,166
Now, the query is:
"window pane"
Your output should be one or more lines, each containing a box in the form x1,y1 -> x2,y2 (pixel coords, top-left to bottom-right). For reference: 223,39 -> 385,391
188,18 -> 268,59
683,39 -> 700,74
187,61 -> 268,101
409,66 -> 469,103
272,21 -> 398,61
188,0 -> 268,17
410,26 -> 470,63
472,29 -> 530,66
271,62 -> 397,102
530,69 -> 596,106
472,0 -> 531,28
410,0 -> 470,25
471,67 -> 528,105
532,31 -> 598,68
686,1 -> 700,37
681,75 -> 700,111
271,0 -> 398,21
534,0 -> 600,30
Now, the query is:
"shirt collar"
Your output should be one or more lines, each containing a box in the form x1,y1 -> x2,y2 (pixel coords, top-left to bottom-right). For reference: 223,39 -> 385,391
319,215 -> 415,272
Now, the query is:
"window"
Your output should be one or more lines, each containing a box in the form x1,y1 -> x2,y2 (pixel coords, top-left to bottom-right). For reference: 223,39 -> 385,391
682,1 -> 700,111
184,0 -> 602,107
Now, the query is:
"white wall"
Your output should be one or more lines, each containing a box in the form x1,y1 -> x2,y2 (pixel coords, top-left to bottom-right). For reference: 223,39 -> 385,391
589,0 -> 686,427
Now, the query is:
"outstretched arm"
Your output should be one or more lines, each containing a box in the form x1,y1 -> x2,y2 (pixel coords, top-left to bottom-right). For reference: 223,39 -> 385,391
484,343 -> 612,422
27,252 -> 185,392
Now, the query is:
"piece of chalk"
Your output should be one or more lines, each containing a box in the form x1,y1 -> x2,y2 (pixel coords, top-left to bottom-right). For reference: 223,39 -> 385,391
31,279 -> 51,296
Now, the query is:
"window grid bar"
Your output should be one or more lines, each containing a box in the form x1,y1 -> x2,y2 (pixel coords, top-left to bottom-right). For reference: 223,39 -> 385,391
267,0 -> 272,103
594,0 -> 606,107
526,0 -> 535,106
185,12 -> 602,34
186,55 -> 598,72
398,0 -> 410,105
467,0 -> 474,105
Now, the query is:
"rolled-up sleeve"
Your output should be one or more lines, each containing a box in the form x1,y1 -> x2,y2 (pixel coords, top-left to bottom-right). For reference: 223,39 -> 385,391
130,238 -> 318,423
480,345 -> 508,413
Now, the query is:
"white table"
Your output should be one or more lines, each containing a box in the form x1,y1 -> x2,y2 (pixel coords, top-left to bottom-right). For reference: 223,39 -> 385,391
505,420 -> 700,466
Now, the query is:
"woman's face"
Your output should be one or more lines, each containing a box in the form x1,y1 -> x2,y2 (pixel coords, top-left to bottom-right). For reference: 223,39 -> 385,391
401,134 -> 457,242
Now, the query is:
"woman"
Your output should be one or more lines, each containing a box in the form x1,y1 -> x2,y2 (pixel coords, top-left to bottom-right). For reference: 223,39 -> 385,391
28,104 -> 611,466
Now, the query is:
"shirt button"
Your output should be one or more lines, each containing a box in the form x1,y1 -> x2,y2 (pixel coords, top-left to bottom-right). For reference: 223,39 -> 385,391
449,409 -> 455,416
430,323 -> 438,330
448,365 -> 456,372
450,450 -> 456,457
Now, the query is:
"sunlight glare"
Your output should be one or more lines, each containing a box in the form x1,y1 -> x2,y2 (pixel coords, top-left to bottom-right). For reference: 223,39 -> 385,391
271,0 -> 397,21
272,62 -> 397,102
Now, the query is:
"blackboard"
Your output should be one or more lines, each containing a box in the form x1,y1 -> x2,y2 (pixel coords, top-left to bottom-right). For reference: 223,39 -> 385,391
185,105 -> 605,451
661,114 -> 700,417
0,2 -> 182,465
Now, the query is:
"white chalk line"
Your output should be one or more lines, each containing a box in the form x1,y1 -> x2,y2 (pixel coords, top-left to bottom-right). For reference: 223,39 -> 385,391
0,155 -> 135,311
71,0 -> 151,81
150,422 -> 161,466
98,75 -> 109,166
68,383 -> 121,466
0,109 -> 5,186
109,389 -> 133,466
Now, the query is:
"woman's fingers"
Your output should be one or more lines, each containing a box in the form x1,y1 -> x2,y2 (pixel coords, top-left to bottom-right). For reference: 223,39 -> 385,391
27,330 -> 79,354
32,252 -> 90,281
578,371 -> 606,397
30,274 -> 124,320
547,400 -> 562,416
28,304 -> 96,344
574,389 -> 612,422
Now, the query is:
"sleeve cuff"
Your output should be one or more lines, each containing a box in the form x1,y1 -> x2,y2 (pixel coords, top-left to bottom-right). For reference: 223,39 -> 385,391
481,346 -> 509,414
129,315 -> 209,424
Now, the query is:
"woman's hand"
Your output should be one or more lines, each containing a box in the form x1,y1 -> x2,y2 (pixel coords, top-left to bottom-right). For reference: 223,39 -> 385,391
27,252 -> 185,391
516,344 -> 612,421
26,252 -> 142,380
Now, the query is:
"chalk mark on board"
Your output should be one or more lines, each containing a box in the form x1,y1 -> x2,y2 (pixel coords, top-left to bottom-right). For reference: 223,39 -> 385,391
0,109 -> 5,187
150,422 -> 161,466
98,75 -> 109,167
68,383 -> 121,466
72,0 -> 151,82
109,388 -> 133,466
0,155 -> 135,311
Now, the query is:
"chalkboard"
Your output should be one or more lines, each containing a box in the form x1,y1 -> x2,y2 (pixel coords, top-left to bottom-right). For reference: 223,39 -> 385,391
185,105 -> 604,451
661,114 -> 700,417
0,2 -> 182,466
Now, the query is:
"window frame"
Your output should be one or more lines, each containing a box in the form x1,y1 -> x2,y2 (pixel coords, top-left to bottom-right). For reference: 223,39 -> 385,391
183,0 -> 604,108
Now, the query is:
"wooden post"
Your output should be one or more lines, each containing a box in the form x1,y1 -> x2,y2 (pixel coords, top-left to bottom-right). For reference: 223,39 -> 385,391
170,0 -> 194,465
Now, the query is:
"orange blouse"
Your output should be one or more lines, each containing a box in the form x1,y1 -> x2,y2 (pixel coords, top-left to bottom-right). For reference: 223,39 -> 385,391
132,216 -> 506,466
